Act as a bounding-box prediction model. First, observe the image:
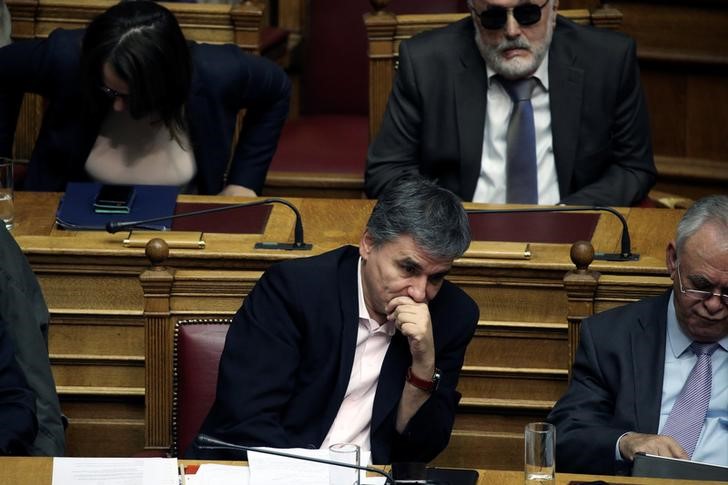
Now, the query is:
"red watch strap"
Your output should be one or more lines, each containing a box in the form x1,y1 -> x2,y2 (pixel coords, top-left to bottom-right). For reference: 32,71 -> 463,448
406,366 -> 437,392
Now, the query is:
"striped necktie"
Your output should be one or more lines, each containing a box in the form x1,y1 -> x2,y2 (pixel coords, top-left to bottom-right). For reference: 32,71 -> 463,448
661,342 -> 720,458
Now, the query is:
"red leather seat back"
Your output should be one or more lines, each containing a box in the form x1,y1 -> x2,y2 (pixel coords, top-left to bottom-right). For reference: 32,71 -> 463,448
173,320 -> 231,457
302,0 -> 468,116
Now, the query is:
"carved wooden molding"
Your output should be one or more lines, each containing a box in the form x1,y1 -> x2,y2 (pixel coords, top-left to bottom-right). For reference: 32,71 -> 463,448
656,154 -> 728,182
140,239 -> 175,452
563,241 -> 600,381
7,0 -> 265,51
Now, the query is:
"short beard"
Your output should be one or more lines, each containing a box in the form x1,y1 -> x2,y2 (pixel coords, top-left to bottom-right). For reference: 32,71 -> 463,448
474,18 -> 554,79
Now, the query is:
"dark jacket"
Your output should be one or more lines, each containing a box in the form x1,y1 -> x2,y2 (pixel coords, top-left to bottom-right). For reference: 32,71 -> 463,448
0,223 -> 65,455
0,315 -> 37,455
188,245 -> 479,464
366,16 -> 655,206
547,292 -> 672,475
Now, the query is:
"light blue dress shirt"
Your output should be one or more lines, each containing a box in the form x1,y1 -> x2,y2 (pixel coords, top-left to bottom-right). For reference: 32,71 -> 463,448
616,292 -> 728,466
658,292 -> 728,465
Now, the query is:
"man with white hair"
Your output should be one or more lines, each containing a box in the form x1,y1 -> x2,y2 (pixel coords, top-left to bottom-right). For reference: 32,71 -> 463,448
548,195 -> 728,474
366,0 -> 656,207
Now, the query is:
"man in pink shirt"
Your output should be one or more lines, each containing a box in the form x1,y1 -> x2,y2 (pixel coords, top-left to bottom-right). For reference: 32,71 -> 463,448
189,175 -> 479,464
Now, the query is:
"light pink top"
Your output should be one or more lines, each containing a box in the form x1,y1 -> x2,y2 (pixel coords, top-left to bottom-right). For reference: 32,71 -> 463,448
320,258 -> 396,452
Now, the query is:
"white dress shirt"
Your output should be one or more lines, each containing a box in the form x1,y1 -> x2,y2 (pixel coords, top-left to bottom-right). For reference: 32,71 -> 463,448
472,53 -> 560,205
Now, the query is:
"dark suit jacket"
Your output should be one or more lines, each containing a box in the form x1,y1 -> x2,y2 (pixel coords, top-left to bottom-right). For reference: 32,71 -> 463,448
547,291 -> 671,475
0,316 -> 37,455
366,16 -> 656,206
188,245 -> 479,464
0,223 -> 64,455
0,28 -> 290,195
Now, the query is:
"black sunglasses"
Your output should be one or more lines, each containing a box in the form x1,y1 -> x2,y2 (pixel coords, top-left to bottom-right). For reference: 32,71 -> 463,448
475,0 -> 550,30
98,85 -> 129,100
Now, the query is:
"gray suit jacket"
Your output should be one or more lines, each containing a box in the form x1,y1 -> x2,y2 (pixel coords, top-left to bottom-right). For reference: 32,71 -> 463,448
366,16 -> 656,206
0,224 -> 65,455
547,292 -> 670,475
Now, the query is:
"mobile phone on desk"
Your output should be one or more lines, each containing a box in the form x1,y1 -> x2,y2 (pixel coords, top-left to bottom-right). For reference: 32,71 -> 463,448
93,184 -> 136,213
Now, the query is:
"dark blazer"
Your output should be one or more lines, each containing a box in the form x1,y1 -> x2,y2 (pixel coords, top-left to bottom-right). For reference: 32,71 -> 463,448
547,291 -> 671,475
0,316 -> 37,455
366,16 -> 656,206
0,223 -> 64,455
0,28 -> 290,195
188,245 -> 479,464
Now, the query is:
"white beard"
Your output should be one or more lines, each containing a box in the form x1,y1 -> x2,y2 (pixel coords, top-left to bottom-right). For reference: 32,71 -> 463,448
474,16 -> 554,79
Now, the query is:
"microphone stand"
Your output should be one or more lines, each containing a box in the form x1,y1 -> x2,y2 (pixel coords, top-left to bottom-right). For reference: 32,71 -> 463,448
466,206 -> 639,261
106,198 -> 312,250
195,433 -> 395,483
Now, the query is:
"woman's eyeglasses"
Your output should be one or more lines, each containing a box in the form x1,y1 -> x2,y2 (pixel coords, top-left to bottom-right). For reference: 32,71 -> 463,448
473,0 -> 550,30
99,85 -> 128,100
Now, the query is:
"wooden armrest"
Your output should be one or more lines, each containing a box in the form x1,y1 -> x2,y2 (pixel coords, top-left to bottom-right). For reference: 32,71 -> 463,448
647,189 -> 694,209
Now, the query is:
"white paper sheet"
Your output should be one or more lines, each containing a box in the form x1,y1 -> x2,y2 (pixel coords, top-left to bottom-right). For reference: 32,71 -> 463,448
183,460 -> 385,485
185,463 -> 249,485
52,457 -> 178,485
246,448 -> 386,485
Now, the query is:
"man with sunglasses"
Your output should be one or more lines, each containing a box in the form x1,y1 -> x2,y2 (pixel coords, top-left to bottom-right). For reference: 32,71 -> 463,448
548,195 -> 728,474
366,0 -> 656,207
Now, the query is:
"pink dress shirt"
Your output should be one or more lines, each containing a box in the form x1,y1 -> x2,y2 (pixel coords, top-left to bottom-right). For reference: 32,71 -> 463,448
320,258 -> 396,452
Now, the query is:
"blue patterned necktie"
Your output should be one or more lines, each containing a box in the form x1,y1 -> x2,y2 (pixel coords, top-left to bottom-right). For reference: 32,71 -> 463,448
661,342 -> 720,458
498,76 -> 538,204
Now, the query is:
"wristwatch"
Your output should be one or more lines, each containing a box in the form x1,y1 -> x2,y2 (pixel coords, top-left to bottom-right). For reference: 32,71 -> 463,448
406,367 -> 441,393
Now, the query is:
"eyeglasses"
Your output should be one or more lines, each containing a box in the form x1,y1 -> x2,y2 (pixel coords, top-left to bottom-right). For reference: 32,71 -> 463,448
99,85 -> 128,100
473,0 -> 550,30
676,263 -> 728,304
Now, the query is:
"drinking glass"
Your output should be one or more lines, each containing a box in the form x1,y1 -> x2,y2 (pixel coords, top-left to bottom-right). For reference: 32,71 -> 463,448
525,422 -> 555,483
0,158 -> 13,230
329,443 -> 360,485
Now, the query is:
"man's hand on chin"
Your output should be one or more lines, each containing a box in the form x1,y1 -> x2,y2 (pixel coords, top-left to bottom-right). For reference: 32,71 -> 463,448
618,432 -> 689,461
386,295 -> 435,371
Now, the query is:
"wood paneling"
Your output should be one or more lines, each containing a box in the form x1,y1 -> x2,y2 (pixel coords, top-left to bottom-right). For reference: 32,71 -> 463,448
608,1 -> 728,198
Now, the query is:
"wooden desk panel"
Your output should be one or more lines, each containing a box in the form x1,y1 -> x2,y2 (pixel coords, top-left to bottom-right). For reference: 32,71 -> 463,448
12,193 -> 679,468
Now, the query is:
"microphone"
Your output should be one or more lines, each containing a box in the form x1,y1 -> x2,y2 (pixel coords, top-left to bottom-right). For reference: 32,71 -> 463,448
465,205 -> 639,261
105,198 -> 313,250
194,433 -> 395,483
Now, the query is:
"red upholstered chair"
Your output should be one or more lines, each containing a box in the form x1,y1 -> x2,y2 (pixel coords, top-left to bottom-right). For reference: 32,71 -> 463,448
172,318 -> 232,457
264,0 -> 468,198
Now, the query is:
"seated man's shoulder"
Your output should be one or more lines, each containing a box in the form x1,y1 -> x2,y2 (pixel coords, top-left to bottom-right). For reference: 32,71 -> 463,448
584,292 -> 667,334
404,17 -> 472,57
264,245 -> 356,280
555,15 -> 635,52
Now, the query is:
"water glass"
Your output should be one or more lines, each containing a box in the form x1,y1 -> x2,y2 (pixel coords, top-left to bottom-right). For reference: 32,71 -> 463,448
329,442 -> 360,485
0,158 -> 13,230
525,422 -> 555,483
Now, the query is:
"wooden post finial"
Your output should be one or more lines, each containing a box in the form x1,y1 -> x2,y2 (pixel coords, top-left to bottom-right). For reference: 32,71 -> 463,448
146,238 -> 170,267
370,0 -> 391,14
570,240 -> 594,272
